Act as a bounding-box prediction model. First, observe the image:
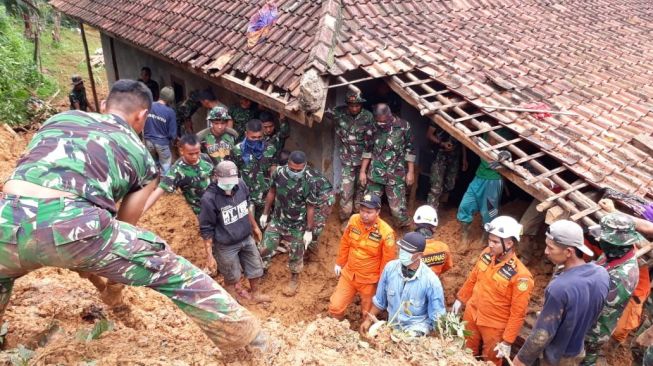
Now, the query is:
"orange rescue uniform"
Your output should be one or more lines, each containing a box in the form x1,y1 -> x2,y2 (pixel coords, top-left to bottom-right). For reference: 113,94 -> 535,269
613,265 -> 651,343
328,214 -> 396,319
457,249 -> 534,366
422,237 -> 453,276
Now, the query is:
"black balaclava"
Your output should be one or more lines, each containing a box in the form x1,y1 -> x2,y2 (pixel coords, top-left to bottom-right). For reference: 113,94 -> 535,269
599,240 -> 632,260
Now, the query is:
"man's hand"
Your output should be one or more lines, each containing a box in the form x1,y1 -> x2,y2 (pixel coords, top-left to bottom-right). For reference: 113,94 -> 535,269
599,198 -> 616,213
406,171 -> 415,186
359,171 -> 367,187
494,342 -> 511,359
253,226 -> 263,243
206,256 -> 218,276
303,231 -> 313,250
334,264 -> 342,277
259,214 -> 269,229
359,318 -> 373,336
451,299 -> 462,314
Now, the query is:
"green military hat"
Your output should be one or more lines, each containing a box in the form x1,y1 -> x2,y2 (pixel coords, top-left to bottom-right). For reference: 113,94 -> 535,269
346,90 -> 366,104
207,106 -> 231,121
599,212 -> 644,246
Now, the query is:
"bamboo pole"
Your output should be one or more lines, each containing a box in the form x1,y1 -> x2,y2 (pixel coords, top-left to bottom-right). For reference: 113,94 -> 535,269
475,104 -> 578,116
80,22 -> 100,112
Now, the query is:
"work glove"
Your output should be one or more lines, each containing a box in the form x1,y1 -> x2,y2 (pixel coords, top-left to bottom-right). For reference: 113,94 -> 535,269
259,214 -> 269,229
303,231 -> 313,250
451,299 -> 462,314
494,341 -> 511,359
334,264 -> 342,277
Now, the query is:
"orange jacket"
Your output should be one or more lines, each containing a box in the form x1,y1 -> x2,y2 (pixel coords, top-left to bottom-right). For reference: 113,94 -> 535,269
422,238 -> 453,276
633,265 -> 651,302
336,214 -> 396,284
457,248 -> 534,344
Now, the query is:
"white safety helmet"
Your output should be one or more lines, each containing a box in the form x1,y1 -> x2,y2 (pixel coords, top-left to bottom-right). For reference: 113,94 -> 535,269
413,205 -> 438,227
484,216 -> 523,242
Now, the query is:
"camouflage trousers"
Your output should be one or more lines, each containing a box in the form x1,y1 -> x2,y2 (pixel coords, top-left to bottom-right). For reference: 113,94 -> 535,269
366,180 -> 410,227
0,194 -> 260,349
260,220 -> 304,273
339,164 -> 365,221
310,195 -> 336,251
643,347 -> 653,366
427,150 -> 460,209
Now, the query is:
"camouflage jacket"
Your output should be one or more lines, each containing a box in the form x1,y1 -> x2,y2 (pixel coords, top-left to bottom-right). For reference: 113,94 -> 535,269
333,106 -> 375,166
229,105 -> 258,138
594,251 -> 640,334
201,132 -> 236,165
159,153 -> 214,214
69,88 -> 89,111
10,111 -> 158,214
174,99 -> 200,135
270,165 -> 318,230
230,141 -> 277,207
263,120 -> 290,156
307,166 -> 335,206
363,116 -> 416,183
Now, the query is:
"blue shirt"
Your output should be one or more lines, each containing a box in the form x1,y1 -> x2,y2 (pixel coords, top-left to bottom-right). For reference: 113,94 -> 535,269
144,102 -> 177,145
372,260 -> 446,334
516,263 -> 609,365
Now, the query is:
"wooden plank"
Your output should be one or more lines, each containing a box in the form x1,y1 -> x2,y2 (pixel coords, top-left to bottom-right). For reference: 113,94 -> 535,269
420,90 -> 449,98
328,75 -> 375,89
543,183 -> 589,203
481,138 -> 523,152
475,103 -> 578,116
513,152 -> 546,165
545,206 -> 570,224
403,79 -> 432,87
455,112 -> 485,123
466,124 -> 504,137
524,166 -> 567,185
570,205 -> 601,221
630,134 -> 653,157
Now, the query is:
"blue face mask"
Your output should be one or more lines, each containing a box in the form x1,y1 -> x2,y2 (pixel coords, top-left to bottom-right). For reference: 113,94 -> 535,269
218,183 -> 236,192
399,249 -> 416,267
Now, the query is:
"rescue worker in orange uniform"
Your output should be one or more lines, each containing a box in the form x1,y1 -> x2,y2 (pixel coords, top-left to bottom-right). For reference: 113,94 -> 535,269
414,205 -> 453,276
328,194 -> 396,320
452,215 -> 534,365
612,265 -> 651,343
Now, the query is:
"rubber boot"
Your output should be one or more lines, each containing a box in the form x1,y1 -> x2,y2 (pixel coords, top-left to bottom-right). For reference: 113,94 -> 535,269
100,282 -> 126,308
460,222 -> 472,251
248,330 -> 269,353
282,273 -> 299,297
249,278 -> 271,303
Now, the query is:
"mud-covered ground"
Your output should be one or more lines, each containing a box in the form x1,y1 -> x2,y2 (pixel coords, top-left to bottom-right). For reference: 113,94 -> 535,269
0,126 -> 631,365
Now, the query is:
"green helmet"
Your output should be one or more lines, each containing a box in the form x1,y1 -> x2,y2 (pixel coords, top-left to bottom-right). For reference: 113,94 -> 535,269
599,212 -> 643,247
207,106 -> 231,121
346,90 -> 366,104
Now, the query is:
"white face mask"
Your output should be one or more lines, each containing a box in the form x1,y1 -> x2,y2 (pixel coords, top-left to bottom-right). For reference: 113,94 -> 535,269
218,183 -> 236,192
399,249 -> 416,267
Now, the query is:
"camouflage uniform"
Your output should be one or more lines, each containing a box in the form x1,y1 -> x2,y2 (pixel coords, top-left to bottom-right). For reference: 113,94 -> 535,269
229,141 -> 277,221
263,119 -> 290,160
159,153 -> 214,215
174,97 -> 200,136
69,88 -> 90,111
260,166 -> 318,273
583,213 -> 643,365
427,130 -> 461,209
229,105 -> 258,139
331,96 -> 375,221
307,166 -> 335,250
363,116 -> 415,227
0,111 -> 260,350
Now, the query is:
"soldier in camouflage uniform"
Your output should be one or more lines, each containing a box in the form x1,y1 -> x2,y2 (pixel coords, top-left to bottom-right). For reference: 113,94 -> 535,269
427,124 -> 467,209
260,111 -> 290,160
174,91 -> 201,136
259,151 -> 318,297
230,119 -> 277,221
306,166 -> 335,252
201,106 -> 236,165
229,97 -> 258,139
0,80 -> 265,350
360,103 -> 416,228
69,75 -> 92,112
582,213 -> 643,365
142,134 -> 214,216
327,90 -> 375,222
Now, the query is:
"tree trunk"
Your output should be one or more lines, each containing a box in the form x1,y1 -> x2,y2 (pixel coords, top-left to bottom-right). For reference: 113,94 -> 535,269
52,11 -> 61,43
22,12 -> 33,39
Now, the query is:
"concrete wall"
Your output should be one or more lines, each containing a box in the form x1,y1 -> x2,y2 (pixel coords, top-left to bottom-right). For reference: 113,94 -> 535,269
100,33 -> 333,179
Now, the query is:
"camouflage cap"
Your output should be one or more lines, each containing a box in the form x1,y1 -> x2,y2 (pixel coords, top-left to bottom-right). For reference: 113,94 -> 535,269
207,106 -> 231,121
599,212 -> 644,247
346,90 -> 366,104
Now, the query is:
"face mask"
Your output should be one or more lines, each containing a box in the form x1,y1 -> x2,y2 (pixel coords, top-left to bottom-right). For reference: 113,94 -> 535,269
287,166 -> 305,180
218,183 -> 236,192
245,138 -> 264,151
399,249 -> 416,267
